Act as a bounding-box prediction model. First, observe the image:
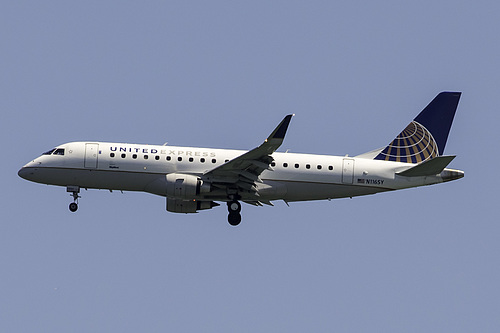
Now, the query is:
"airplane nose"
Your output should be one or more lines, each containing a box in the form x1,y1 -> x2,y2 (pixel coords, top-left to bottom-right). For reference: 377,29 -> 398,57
18,167 -> 34,180
18,167 -> 28,179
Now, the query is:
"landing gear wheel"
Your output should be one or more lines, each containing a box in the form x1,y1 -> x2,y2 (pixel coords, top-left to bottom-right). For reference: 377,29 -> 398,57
228,212 -> 241,226
227,200 -> 242,226
67,186 -> 81,213
69,202 -> 78,212
227,200 -> 241,213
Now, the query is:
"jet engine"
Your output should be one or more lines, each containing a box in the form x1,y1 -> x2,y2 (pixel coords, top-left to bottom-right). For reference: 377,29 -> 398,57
166,198 -> 219,213
166,173 -> 217,213
166,173 -> 211,199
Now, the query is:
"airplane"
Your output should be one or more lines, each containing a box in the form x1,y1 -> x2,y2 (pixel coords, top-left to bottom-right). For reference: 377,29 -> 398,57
18,92 -> 464,226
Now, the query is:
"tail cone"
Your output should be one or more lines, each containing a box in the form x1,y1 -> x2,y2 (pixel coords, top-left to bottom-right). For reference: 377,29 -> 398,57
440,169 -> 464,182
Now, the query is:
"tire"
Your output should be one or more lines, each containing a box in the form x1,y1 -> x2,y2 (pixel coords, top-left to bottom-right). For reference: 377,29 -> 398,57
228,212 -> 241,226
69,202 -> 78,212
227,200 -> 241,213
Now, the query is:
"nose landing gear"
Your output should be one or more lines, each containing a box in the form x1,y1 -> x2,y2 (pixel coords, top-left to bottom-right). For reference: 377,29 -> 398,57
69,202 -> 78,212
227,200 -> 241,226
67,186 -> 80,212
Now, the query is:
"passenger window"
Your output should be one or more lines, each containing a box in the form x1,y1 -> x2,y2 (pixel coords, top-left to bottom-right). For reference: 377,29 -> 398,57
121,154 -> 126,158
110,153 -> 115,158
189,157 -> 194,162
328,165 -> 333,171
283,163 -> 288,168
200,158 -> 205,163
294,163 -> 299,168
155,156 -> 160,160
132,154 -> 137,159
212,159 -> 217,163
271,162 -> 276,167
144,155 -> 149,160
225,159 -> 229,163
317,165 -> 322,170
306,164 -> 311,169
166,156 -> 171,161
178,157 -> 182,162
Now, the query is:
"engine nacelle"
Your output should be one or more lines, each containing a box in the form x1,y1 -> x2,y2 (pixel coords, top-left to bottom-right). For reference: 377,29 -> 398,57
166,173 -> 211,199
166,198 -> 219,213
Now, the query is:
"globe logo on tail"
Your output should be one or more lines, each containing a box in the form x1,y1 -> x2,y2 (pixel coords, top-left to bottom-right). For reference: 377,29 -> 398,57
375,121 -> 439,163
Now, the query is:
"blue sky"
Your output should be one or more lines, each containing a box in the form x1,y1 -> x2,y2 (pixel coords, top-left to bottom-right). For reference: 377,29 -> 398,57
1,1 -> 499,332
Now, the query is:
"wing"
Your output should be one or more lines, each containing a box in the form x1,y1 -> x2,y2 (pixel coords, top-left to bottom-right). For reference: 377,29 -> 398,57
202,114 -> 293,200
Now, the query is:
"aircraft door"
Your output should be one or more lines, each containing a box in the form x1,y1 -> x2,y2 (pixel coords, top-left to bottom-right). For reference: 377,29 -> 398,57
342,158 -> 354,184
84,143 -> 99,168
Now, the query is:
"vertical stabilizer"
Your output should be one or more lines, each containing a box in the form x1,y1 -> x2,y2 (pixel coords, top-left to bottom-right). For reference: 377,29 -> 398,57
374,92 -> 461,163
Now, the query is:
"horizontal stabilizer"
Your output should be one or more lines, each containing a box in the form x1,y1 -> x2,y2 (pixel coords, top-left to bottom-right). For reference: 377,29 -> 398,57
397,155 -> 456,177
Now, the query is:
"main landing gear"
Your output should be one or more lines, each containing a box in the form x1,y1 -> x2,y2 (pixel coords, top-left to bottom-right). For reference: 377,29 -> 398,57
227,200 -> 242,226
67,186 -> 80,212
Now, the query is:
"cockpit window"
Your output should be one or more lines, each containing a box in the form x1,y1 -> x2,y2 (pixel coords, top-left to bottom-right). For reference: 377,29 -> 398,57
42,148 -> 65,155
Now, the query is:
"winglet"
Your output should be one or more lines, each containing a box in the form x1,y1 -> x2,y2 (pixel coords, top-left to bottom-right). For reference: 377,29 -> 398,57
267,114 -> 294,140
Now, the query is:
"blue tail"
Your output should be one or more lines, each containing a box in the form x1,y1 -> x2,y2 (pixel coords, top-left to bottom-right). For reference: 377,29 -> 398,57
374,92 -> 461,163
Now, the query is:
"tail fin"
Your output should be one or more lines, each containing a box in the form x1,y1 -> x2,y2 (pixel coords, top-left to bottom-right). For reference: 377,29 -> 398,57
374,92 -> 461,163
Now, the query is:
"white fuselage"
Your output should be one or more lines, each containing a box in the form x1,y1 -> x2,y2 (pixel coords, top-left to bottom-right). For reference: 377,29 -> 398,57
19,141 -> 454,203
